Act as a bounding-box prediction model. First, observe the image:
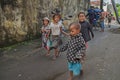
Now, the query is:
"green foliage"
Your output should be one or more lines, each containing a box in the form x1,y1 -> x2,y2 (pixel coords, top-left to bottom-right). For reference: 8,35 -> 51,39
116,3 -> 120,17
117,6 -> 120,17
116,3 -> 120,7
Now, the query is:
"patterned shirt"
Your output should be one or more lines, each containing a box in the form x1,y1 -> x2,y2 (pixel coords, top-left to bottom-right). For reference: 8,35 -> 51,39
59,33 -> 86,63
41,25 -> 50,37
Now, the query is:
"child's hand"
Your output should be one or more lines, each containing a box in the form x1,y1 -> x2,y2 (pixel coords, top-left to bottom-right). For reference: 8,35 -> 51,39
66,33 -> 70,36
75,58 -> 80,61
81,53 -> 86,60
44,30 -> 47,33
46,35 -> 49,38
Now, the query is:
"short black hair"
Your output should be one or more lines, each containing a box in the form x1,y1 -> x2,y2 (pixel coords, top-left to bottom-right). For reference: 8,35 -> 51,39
52,14 -> 61,20
69,22 -> 81,30
78,12 -> 86,17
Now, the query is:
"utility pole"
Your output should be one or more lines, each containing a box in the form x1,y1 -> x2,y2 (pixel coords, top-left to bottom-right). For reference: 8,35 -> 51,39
100,0 -> 103,10
111,0 -> 120,24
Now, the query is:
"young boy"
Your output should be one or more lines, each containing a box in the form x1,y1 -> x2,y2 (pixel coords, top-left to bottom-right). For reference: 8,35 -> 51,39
59,22 -> 86,80
78,12 -> 94,48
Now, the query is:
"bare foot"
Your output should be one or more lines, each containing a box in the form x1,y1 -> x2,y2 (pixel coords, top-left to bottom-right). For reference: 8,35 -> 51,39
45,53 -> 50,56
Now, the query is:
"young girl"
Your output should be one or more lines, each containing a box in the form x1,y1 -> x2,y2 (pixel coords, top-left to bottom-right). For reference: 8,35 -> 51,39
50,14 -> 68,60
41,17 -> 51,56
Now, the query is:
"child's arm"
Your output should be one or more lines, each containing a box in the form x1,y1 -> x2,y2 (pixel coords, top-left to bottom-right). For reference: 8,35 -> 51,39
46,29 -> 51,38
41,27 -> 45,33
59,41 -> 68,52
87,22 -> 94,38
75,37 -> 86,60
47,25 -> 51,38
60,26 -> 69,36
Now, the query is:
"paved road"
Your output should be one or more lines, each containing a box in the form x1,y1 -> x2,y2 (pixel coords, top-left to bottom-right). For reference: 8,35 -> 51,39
0,25 -> 120,80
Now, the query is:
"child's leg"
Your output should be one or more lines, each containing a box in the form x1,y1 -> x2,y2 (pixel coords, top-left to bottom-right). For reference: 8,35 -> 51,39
55,48 -> 59,56
100,21 -> 104,32
80,54 -> 86,76
46,50 -> 50,56
68,71 -> 73,80
80,62 -> 84,76
53,48 -> 58,60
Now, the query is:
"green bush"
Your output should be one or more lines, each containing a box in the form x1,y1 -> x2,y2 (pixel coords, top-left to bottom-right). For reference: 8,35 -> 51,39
118,6 -> 120,17
116,4 -> 120,17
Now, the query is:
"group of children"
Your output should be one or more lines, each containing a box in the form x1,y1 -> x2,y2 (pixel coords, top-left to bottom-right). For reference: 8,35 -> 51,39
41,12 -> 94,80
41,14 -> 68,59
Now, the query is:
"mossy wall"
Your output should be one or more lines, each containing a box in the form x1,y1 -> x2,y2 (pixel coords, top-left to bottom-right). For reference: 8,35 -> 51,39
0,0 -> 90,47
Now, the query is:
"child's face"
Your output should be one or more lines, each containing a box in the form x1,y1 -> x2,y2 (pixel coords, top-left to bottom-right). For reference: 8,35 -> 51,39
78,14 -> 86,22
69,25 -> 80,36
53,15 -> 60,23
43,20 -> 49,26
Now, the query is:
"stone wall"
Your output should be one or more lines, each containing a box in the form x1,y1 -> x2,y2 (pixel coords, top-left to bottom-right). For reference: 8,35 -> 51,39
0,0 -> 90,47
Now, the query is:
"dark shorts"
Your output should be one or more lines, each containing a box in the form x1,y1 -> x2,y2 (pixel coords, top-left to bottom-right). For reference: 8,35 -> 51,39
51,35 -> 62,49
108,19 -> 111,23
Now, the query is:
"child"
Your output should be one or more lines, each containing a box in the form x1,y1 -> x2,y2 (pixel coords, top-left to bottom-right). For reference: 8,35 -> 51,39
49,14 -> 68,60
59,22 -> 86,80
100,9 -> 105,32
78,12 -> 94,75
41,17 -> 51,56
78,12 -> 94,48
107,12 -> 113,28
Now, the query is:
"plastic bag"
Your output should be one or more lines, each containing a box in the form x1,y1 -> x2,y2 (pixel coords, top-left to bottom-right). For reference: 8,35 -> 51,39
46,39 -> 52,50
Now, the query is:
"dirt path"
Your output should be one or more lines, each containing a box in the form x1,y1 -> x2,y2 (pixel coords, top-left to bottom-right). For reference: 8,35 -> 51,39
0,25 -> 120,80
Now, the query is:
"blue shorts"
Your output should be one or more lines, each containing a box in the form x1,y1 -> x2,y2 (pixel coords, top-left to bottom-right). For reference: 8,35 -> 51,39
68,62 -> 82,76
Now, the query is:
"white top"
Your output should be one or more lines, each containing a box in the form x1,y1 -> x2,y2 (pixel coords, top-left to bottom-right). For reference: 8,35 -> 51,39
49,22 -> 62,35
58,20 -> 64,29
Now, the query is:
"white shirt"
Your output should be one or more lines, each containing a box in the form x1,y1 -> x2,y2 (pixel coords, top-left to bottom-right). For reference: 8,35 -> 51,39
58,20 -> 65,29
49,22 -> 62,35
